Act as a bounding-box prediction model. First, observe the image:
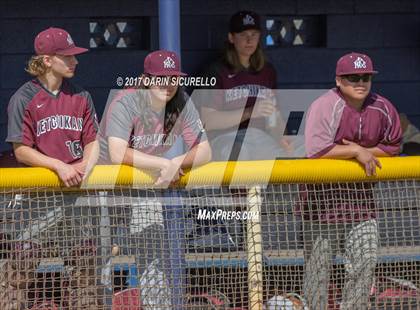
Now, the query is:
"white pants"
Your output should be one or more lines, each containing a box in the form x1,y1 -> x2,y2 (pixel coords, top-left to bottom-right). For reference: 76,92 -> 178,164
303,220 -> 378,310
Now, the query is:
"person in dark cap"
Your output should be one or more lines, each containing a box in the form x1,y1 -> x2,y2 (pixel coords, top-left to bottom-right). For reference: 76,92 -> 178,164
198,10 -> 290,161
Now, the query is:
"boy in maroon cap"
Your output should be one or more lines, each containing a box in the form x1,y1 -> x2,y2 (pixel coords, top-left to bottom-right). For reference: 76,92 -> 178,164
100,50 -> 211,309
6,27 -> 98,187
5,27 -> 99,307
100,49 -> 210,183
301,52 -> 402,309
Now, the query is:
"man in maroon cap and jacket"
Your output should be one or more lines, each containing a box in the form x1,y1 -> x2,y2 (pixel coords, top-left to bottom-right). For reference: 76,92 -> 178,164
301,52 -> 402,309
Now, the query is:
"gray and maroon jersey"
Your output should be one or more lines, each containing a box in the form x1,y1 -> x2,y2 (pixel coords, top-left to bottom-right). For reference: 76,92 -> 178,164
200,60 -> 277,139
6,79 -> 98,164
99,89 -> 207,162
298,88 -> 402,223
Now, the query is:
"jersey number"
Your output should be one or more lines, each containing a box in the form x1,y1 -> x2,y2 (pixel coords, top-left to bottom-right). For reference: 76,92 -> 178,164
65,140 -> 83,159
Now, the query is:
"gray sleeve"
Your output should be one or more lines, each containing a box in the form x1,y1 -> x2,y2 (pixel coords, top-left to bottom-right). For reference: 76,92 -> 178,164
6,93 -> 29,144
181,97 -> 208,149
105,94 -> 135,142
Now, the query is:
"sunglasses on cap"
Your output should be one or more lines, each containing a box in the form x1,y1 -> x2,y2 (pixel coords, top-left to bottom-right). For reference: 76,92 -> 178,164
341,74 -> 373,83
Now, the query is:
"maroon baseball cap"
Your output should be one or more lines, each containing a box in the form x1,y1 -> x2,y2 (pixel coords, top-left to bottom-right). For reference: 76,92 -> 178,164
144,50 -> 187,76
34,27 -> 88,56
229,11 -> 261,33
336,52 -> 378,76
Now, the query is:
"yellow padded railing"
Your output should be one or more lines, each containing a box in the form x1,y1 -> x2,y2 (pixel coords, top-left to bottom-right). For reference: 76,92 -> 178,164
0,157 -> 419,188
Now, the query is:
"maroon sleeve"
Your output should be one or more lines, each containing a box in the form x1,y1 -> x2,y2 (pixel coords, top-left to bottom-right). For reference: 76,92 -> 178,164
377,99 -> 402,155
81,93 -> 98,147
21,108 -> 36,147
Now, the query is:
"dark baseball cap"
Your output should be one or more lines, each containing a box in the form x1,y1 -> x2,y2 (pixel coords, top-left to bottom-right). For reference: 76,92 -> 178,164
229,11 -> 261,33
34,27 -> 88,56
336,52 -> 378,76
144,50 -> 187,76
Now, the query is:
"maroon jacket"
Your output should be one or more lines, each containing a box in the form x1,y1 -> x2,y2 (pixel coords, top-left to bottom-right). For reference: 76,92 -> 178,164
298,88 -> 402,223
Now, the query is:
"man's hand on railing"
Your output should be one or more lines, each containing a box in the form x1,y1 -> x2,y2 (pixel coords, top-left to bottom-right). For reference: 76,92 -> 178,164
343,139 -> 382,176
155,158 -> 184,187
54,160 -> 83,187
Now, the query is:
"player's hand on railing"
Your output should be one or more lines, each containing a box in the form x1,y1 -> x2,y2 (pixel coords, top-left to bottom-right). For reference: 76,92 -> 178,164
343,139 -> 382,176
154,159 -> 183,187
53,160 -> 83,187
72,161 -> 86,175
72,160 -> 95,181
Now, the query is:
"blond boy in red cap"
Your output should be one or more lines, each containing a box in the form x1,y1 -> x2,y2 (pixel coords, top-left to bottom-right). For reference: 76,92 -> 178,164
7,27 -> 98,187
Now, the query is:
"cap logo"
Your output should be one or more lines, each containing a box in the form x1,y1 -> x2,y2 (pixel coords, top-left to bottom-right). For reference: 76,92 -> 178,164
354,57 -> 367,69
67,34 -> 74,46
243,14 -> 255,26
163,56 -> 176,69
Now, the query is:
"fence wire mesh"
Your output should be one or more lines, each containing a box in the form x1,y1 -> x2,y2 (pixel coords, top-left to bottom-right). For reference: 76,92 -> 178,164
0,180 -> 419,309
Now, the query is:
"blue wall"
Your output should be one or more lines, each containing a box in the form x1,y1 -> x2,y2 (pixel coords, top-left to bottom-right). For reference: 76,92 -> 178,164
1,0 -> 420,152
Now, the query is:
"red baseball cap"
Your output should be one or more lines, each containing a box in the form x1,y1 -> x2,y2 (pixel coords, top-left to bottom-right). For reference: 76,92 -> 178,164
34,27 -> 88,56
143,50 -> 187,76
336,52 -> 378,76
